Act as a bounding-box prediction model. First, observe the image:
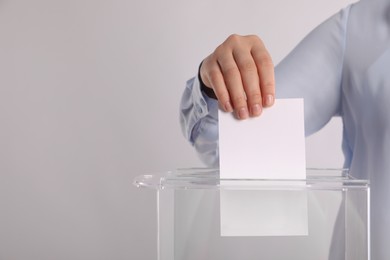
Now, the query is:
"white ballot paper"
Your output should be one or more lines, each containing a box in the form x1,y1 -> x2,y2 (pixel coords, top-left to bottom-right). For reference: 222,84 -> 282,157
219,98 -> 308,236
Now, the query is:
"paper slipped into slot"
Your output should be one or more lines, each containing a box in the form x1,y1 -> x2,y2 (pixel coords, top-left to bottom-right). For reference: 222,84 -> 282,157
219,98 -> 308,236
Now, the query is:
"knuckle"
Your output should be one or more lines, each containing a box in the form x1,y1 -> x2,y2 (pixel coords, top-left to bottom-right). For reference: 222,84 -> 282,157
240,60 -> 257,72
247,92 -> 262,102
231,95 -> 247,106
257,52 -> 274,66
216,92 -> 230,103
262,81 -> 275,91
223,66 -> 239,78
208,69 -> 221,83
226,34 -> 242,45
262,57 -> 274,67
246,34 -> 262,43
246,35 -> 265,49
227,33 -> 240,41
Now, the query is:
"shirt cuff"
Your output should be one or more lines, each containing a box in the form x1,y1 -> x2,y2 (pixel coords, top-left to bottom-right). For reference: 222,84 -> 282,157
192,76 -> 219,121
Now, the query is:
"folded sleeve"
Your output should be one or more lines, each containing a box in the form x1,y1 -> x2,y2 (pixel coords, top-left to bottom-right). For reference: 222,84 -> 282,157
179,76 -> 219,167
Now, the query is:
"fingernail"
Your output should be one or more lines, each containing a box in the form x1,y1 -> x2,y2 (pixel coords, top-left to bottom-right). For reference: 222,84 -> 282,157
251,104 -> 262,116
264,95 -> 274,107
238,107 -> 249,119
224,101 -> 233,112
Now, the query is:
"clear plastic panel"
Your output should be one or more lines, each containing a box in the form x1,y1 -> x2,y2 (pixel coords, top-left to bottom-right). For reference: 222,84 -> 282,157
134,168 -> 368,190
134,169 -> 370,260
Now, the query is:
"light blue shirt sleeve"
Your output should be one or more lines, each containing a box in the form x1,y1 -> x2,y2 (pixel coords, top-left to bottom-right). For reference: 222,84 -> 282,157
180,76 -> 220,167
180,6 -> 351,168
275,6 -> 350,136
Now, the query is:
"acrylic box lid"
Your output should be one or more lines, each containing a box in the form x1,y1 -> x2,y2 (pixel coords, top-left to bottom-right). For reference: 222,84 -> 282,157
133,168 -> 369,191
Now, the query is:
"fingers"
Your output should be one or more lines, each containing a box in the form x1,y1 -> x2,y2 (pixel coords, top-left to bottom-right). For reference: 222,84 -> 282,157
202,57 -> 234,113
233,47 -> 262,117
217,52 -> 249,119
251,39 -> 275,107
201,34 -> 275,119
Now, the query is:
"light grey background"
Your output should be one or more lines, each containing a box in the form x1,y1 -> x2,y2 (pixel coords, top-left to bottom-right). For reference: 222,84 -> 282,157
0,0 -> 355,259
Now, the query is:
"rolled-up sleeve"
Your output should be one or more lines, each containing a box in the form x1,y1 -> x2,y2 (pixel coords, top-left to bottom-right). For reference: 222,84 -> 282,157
179,76 -> 219,167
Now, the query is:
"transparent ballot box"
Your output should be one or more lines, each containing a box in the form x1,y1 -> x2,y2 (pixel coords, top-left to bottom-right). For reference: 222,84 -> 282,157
134,168 -> 370,260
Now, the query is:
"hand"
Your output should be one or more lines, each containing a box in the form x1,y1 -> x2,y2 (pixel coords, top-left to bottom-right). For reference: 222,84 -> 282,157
200,34 -> 275,119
